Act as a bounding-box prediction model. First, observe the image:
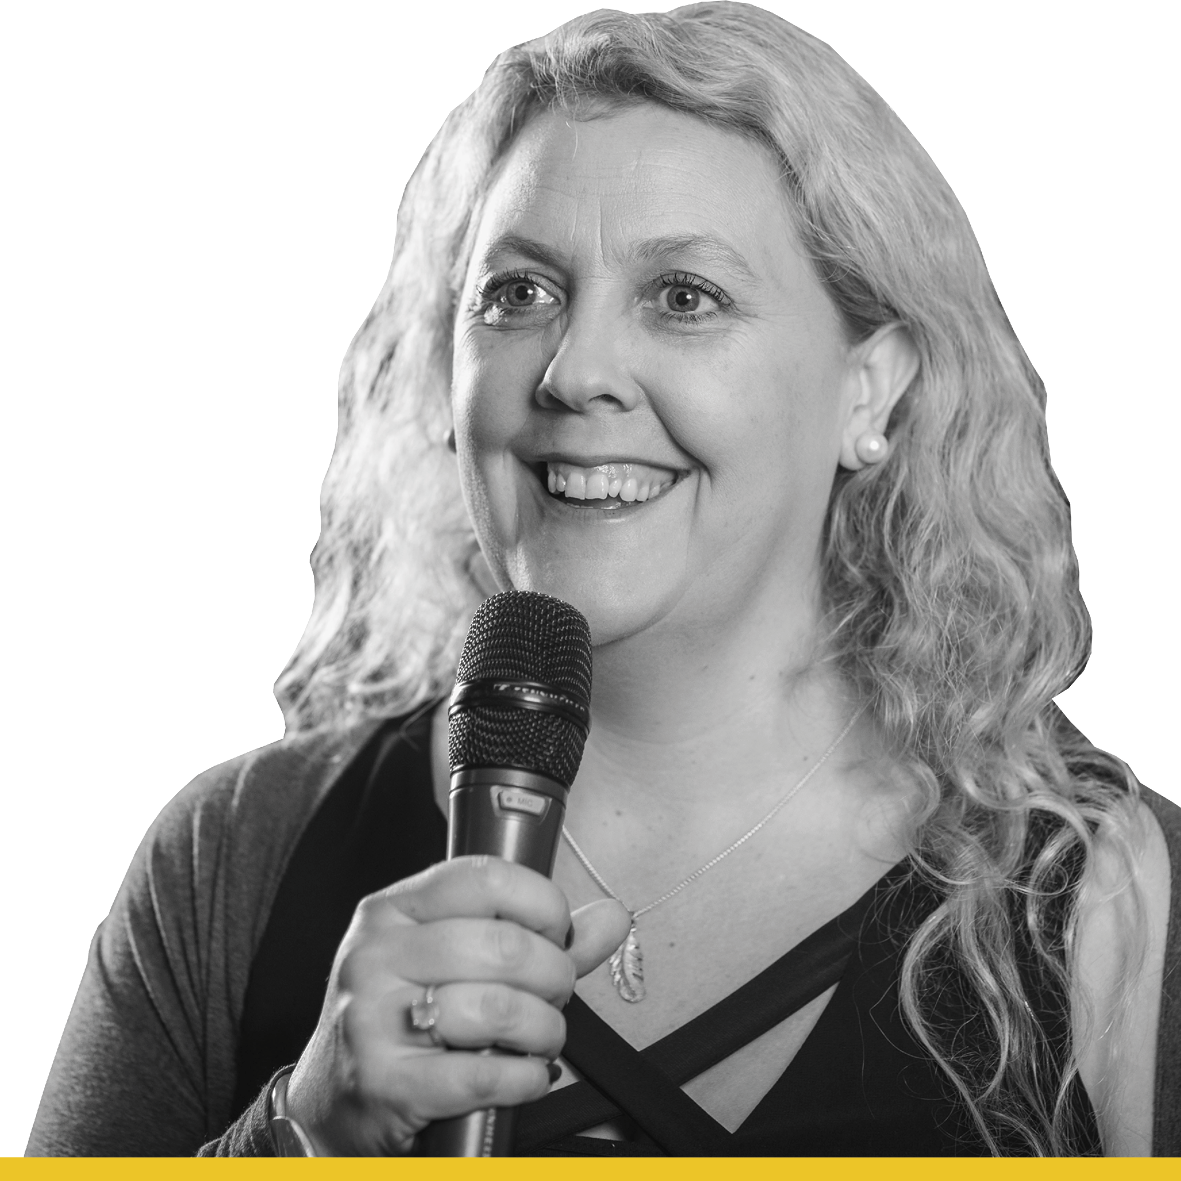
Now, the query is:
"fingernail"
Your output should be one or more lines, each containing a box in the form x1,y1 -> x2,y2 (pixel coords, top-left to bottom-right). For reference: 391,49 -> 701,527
564,924 -> 574,950
547,1061 -> 562,1084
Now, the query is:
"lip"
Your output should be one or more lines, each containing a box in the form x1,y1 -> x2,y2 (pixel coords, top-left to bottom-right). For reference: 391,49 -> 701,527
531,453 -> 688,475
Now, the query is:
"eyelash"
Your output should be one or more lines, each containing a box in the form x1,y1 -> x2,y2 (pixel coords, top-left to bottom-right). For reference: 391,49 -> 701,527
473,269 -> 732,323
475,270 -> 553,310
655,272 -> 731,323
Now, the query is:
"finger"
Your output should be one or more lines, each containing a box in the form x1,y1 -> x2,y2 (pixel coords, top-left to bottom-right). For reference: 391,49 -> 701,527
568,899 -> 633,977
389,917 -> 576,1003
422,982 -> 566,1057
364,981 -> 565,1059
379,1047 -> 553,1125
379,857 -> 571,946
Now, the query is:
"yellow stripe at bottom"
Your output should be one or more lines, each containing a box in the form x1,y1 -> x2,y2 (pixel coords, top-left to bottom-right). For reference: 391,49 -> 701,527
1,1159 -> 1174,1179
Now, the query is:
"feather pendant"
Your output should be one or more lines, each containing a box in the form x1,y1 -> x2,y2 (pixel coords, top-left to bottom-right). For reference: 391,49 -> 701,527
608,921 -> 646,1002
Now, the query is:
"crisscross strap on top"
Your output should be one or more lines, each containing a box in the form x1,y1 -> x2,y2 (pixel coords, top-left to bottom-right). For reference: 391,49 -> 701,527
225,713 -> 1118,1156
515,861 -> 909,1154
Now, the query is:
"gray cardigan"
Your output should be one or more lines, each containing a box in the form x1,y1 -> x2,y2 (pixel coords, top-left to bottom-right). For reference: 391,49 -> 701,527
25,718 -> 1181,1155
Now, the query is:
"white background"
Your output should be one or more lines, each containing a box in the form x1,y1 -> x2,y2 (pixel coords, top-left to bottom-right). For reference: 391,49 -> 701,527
1,0 -> 1176,1156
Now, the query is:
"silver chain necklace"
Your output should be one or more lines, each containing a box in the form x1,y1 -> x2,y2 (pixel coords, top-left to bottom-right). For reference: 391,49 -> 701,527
562,710 -> 862,1003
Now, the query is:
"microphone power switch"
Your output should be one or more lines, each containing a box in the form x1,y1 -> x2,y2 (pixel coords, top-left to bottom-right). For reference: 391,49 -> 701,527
447,768 -> 569,876
495,787 -> 549,817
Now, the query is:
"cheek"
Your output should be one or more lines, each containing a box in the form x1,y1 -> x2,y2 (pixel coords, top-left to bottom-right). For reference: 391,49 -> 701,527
450,335 -> 534,558
660,344 -> 842,484
451,331 -> 535,452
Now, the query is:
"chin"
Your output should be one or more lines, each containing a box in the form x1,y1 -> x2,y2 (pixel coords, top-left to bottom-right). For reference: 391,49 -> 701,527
499,557 -> 684,648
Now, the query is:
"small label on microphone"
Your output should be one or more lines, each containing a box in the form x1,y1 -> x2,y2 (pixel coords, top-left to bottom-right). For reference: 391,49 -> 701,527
496,788 -> 549,817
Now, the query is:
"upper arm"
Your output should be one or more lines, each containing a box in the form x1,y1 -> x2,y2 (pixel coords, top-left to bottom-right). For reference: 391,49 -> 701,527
26,836 -> 214,1154
25,726 -> 372,1156
25,754 -> 253,1156
1073,799 -> 1171,1156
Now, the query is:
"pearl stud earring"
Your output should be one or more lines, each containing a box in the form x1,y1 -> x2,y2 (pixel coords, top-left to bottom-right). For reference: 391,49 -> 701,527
854,432 -> 888,465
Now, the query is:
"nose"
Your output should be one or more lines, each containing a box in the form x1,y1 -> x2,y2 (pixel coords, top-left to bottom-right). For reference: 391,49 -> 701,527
535,297 -> 642,414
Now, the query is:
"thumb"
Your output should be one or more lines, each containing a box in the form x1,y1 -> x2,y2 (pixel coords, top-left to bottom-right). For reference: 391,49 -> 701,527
568,898 -> 632,977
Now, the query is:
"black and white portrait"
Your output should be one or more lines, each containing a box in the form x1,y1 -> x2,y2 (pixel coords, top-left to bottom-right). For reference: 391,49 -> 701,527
5,0 -> 1176,1157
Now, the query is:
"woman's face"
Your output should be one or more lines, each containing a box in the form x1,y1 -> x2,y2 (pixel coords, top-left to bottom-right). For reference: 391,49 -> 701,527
452,103 -> 861,647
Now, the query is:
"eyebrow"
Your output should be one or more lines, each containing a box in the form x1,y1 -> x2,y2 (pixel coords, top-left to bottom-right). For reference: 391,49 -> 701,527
631,234 -> 759,282
475,232 -> 759,282
475,234 -> 569,274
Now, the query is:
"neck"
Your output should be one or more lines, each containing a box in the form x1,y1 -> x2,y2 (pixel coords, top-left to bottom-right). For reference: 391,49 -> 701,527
569,587 -> 860,832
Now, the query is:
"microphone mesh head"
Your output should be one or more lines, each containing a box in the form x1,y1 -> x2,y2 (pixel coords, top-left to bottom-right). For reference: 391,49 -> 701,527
450,591 -> 592,787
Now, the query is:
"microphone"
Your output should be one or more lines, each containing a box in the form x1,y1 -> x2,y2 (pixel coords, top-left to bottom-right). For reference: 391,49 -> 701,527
417,590 -> 592,1157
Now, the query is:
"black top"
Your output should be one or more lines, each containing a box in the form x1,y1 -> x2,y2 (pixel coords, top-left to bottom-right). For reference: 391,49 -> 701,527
233,711 -> 1102,1155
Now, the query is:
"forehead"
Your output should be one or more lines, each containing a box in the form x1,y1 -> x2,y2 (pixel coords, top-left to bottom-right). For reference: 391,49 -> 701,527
469,104 -> 803,273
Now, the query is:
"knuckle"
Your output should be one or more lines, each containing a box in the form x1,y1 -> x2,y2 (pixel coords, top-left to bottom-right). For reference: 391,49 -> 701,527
338,995 -> 369,1053
335,947 -> 365,992
479,986 -> 520,1034
489,921 -> 531,970
384,1060 -> 429,1120
350,891 -> 407,940
471,854 -> 513,895
336,938 -> 391,993
350,1051 -> 380,1099
354,890 -> 386,926
464,1056 -> 503,1104
385,862 -> 441,900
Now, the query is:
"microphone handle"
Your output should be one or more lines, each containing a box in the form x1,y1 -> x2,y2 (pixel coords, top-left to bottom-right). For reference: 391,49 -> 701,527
416,766 -> 569,1157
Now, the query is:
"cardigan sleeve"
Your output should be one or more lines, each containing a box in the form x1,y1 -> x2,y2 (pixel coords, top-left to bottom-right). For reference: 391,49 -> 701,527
25,721 -> 381,1156
196,1072 -> 283,1157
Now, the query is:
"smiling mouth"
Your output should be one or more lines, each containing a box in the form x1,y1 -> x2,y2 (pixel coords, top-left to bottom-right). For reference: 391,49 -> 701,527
542,461 -> 680,507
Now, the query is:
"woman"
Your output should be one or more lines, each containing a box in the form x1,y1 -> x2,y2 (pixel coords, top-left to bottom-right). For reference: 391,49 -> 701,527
28,3 -> 1178,1157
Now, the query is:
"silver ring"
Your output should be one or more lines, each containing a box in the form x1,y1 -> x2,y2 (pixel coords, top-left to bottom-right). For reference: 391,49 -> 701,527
408,984 -> 445,1047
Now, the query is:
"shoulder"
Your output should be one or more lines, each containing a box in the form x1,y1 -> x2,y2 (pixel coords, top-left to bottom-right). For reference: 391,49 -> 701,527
111,716 -> 393,995
139,718 -> 388,895
1073,786 -> 1174,1155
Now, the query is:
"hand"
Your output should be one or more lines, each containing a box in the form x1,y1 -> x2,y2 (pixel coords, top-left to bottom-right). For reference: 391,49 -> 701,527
284,855 -> 630,1155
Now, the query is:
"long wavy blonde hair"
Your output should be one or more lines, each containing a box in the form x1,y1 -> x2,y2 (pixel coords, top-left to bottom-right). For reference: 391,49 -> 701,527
276,3 -> 1140,1154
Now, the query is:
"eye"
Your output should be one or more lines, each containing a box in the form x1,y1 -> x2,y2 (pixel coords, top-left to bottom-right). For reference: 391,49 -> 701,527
652,272 -> 731,323
664,285 -> 703,314
478,271 -> 560,311
501,278 -> 548,308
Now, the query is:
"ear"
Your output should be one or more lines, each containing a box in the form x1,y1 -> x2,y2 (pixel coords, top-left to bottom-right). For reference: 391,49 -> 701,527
838,323 -> 919,471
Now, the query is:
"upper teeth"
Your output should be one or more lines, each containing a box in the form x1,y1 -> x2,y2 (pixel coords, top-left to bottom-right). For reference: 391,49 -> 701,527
546,461 -> 677,503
